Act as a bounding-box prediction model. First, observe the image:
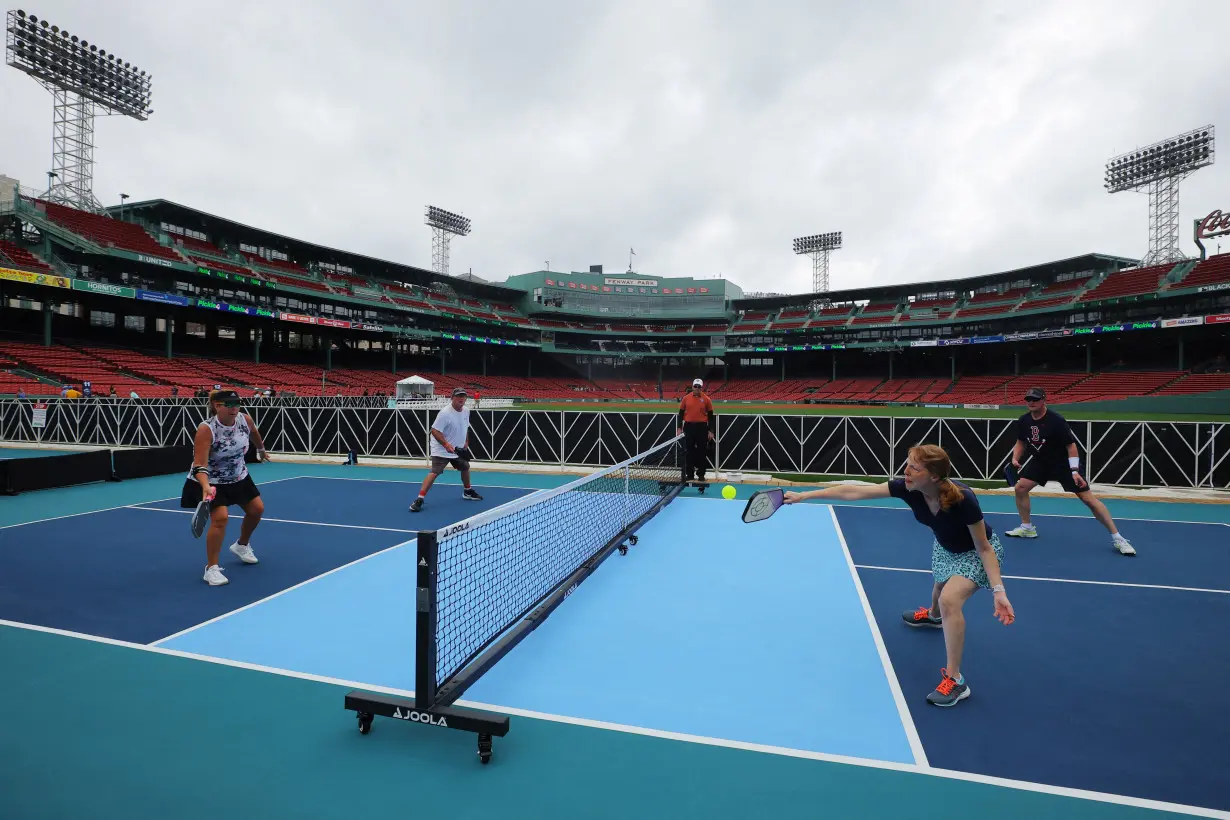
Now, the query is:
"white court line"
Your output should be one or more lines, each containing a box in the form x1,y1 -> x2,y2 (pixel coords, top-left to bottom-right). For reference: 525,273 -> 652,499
0,474 -> 305,532
288,473 -> 551,494
824,502 -> 1230,527
125,505 -> 416,535
855,564 -> 1230,595
1,619 -> 1227,819
151,538 -> 413,645
828,505 -> 929,768
290,475 -> 1230,526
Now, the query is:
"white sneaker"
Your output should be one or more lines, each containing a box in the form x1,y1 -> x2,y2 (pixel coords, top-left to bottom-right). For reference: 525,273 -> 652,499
1005,524 -> 1038,538
1113,536 -> 1136,556
229,542 -> 259,564
203,565 -> 229,586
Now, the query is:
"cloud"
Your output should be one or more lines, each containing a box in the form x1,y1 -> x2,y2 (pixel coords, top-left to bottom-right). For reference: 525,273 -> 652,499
2,0 -> 1228,297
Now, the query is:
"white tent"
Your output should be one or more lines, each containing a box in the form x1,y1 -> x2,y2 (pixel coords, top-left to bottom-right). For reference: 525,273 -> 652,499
395,375 -> 435,399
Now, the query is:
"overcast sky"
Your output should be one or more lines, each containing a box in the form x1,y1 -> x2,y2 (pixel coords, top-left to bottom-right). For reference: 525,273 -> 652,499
3,0 -> 1229,295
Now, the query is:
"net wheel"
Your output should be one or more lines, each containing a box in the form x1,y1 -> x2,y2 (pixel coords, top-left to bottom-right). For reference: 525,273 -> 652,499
618,545 -> 628,556
628,535 -> 639,546
357,713 -> 373,735
478,733 -> 493,764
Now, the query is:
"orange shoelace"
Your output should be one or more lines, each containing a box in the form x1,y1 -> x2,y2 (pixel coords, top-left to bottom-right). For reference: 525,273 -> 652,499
935,670 -> 957,695
913,606 -> 933,621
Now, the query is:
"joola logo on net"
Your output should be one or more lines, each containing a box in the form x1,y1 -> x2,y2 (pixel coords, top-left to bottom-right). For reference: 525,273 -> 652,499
441,522 -> 469,538
391,707 -> 448,727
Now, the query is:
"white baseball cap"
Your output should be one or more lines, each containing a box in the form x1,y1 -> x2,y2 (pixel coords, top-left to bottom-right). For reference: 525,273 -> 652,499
692,378 -> 703,387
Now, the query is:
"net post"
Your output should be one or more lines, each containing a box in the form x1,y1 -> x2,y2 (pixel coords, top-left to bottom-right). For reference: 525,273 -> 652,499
415,529 -> 439,709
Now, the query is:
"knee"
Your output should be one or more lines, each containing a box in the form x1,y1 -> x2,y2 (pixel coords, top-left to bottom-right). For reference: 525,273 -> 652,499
247,497 -> 265,517
938,588 -> 965,619
1014,481 -> 1033,499
210,509 -> 229,529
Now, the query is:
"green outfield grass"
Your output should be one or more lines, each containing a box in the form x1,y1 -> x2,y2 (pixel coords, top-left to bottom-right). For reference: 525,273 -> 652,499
512,401 -> 1230,423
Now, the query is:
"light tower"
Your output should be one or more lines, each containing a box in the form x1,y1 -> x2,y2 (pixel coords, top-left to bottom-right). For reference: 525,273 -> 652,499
793,231 -> 842,293
425,205 -> 471,276
5,9 -> 153,212
1105,125 -> 1214,266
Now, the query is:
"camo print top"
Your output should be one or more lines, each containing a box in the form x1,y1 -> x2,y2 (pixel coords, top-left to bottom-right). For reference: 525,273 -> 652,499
190,413 -> 250,485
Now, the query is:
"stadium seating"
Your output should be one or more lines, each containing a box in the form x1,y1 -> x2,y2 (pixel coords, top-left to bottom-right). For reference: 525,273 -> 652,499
36,201 -> 183,262
240,252 -> 309,275
936,376 -> 1015,405
3,338 -> 1228,406
173,235 -> 233,259
955,304 -> 1017,319
1045,371 -> 1181,403
1152,373 -> 1230,395
1017,295 -> 1077,311
1176,253 -> 1230,290
0,240 -> 55,274
1078,264 -> 1173,302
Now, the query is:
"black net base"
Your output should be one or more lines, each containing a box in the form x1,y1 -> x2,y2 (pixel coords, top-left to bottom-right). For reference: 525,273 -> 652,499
424,435 -> 684,706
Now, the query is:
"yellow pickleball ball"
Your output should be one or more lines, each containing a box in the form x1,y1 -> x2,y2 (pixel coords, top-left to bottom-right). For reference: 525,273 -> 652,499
721,484 -> 737,500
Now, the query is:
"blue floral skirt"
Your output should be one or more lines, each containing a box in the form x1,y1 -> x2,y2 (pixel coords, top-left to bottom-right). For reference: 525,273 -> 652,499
932,533 -> 1004,589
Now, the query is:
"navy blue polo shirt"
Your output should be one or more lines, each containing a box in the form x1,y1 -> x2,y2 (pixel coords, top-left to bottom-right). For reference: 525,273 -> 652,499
887,478 -> 992,554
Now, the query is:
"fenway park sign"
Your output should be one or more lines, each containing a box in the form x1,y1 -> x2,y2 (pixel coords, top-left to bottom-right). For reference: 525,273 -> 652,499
1197,209 -> 1230,240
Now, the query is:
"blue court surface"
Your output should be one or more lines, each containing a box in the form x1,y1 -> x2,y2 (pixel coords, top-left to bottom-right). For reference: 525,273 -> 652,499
1,458 -> 1228,819
0,445 -> 89,459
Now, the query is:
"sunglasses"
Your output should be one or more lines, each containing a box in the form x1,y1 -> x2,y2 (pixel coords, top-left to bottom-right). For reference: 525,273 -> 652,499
219,400 -> 241,408
1025,396 -> 1042,402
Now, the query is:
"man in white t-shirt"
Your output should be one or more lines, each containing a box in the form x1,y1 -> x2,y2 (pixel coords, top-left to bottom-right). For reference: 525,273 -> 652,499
410,387 -> 484,512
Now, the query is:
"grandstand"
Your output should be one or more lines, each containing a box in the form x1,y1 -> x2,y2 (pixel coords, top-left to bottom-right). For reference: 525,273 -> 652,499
1,190 -> 1228,409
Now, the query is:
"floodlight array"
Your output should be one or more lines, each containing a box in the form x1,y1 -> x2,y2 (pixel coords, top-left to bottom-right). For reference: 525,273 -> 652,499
793,232 -> 842,254
425,205 -> 472,236
6,9 -> 152,119
1104,125 -> 1214,192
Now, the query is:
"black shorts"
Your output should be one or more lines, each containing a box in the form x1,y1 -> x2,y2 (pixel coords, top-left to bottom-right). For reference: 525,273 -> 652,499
1019,459 -> 1083,494
181,474 -> 261,509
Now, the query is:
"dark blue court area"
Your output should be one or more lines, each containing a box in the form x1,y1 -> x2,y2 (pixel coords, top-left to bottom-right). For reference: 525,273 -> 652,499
836,505 -> 1230,812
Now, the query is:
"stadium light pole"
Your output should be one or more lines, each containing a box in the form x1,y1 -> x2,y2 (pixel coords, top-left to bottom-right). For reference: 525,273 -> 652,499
425,205 -> 471,276
1105,125 -> 1214,266
6,9 -> 154,213
793,231 -> 842,294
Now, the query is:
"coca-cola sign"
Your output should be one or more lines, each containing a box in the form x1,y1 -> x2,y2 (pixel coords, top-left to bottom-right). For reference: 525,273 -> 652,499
1197,209 -> 1230,239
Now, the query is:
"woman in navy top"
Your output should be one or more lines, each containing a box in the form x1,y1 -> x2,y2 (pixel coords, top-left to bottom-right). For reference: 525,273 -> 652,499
784,444 -> 1014,707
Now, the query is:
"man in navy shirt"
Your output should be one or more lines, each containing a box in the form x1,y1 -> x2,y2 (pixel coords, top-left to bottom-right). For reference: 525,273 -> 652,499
1006,386 -> 1135,555
785,444 -> 1014,708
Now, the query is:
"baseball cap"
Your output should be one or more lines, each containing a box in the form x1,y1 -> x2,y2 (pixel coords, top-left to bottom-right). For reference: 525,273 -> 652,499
451,387 -> 468,397
211,389 -> 241,405
1024,386 -> 1046,401
692,378 -> 703,387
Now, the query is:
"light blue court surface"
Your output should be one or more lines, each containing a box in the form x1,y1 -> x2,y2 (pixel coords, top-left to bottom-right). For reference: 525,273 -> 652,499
161,493 -> 917,763
2,457 -> 1229,819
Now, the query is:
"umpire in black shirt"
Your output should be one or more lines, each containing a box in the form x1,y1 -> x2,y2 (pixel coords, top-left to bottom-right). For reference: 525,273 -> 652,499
1007,386 -> 1136,555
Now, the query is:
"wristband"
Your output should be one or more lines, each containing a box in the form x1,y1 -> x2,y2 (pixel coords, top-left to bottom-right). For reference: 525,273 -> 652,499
992,584 -> 1006,594
191,466 -> 209,478
1068,457 -> 1080,470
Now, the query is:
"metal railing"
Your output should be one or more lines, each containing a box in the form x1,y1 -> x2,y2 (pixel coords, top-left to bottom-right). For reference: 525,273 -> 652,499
1,399 -> 1226,488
